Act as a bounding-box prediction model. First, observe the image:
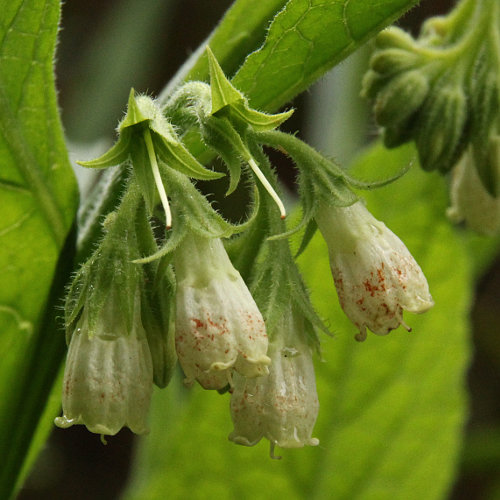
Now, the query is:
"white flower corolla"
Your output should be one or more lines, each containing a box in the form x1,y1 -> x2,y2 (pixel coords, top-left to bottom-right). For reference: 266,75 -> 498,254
316,201 -> 434,341
447,148 -> 500,236
54,295 -> 153,436
229,312 -> 319,455
174,234 -> 270,390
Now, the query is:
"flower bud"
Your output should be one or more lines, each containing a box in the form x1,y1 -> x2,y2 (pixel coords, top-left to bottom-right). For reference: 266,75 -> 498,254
361,70 -> 390,100
370,48 -> 420,77
174,234 -> 270,390
447,149 -> 500,236
375,27 -> 416,51
316,201 -> 434,341
55,293 -> 153,435
374,70 -> 429,127
416,84 -> 468,173
229,309 -> 319,452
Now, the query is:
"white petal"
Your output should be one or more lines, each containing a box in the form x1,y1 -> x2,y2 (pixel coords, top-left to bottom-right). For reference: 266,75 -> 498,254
317,201 -> 433,337
447,149 -> 500,236
229,314 -> 319,449
175,235 -> 269,389
56,315 -> 153,435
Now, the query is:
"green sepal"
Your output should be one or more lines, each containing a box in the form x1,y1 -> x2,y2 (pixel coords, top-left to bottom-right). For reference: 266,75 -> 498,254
294,218 -> 318,259
120,88 -> 152,129
207,46 -> 293,131
64,256 -> 92,338
217,148 -> 242,196
167,166 -> 239,239
207,46 -> 244,114
370,48 -> 420,77
361,70 -> 391,100
78,131 -> 132,168
151,125 -> 224,181
65,184 -> 145,343
137,202 -> 178,388
257,129 -> 358,206
133,220 -> 187,265
343,160 -> 413,190
143,270 -> 177,388
230,102 -> 294,132
477,134 -> 500,198
203,115 -> 251,159
250,236 -> 327,348
383,118 -> 416,148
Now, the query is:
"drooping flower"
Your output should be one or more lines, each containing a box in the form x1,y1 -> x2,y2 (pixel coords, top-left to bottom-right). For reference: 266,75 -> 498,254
174,233 -> 270,390
229,309 -> 319,456
55,292 -> 153,435
447,148 -> 500,236
316,201 -> 434,341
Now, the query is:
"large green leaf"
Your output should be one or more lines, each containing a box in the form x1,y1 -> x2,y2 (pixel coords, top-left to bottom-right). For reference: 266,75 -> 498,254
123,143 -> 472,499
0,0 -> 78,496
233,0 -> 421,110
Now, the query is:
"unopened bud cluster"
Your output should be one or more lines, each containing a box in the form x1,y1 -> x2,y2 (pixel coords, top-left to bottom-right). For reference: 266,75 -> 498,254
55,48 -> 434,455
363,0 -> 500,234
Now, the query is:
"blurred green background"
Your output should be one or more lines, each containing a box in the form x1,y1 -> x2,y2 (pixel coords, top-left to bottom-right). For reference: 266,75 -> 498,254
16,0 -> 500,498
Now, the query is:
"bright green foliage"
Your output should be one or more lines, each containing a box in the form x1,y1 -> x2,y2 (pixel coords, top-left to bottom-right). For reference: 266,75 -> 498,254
233,0 -> 421,110
124,143 -> 472,500
0,0 -> 77,495
1,0 -> 481,497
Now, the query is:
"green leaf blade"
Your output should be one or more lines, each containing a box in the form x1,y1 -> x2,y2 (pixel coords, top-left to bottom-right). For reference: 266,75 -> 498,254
0,0 -> 78,496
233,0 -> 421,111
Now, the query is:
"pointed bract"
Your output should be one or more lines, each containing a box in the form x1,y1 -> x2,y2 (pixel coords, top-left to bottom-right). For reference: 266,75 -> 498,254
207,46 -> 244,115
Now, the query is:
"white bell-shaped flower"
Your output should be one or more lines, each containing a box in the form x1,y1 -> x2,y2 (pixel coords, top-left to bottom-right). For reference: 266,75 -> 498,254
229,310 -> 319,454
55,294 -> 153,435
316,201 -> 434,341
174,234 -> 270,390
447,148 -> 500,236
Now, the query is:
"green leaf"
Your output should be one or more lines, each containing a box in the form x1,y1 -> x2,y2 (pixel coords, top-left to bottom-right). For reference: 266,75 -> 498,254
233,0 -> 421,111
123,143 -> 472,500
0,0 -> 78,496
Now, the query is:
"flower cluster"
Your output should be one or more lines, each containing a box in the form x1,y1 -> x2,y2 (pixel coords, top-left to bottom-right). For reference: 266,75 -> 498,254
362,0 -> 500,234
56,48 -> 435,455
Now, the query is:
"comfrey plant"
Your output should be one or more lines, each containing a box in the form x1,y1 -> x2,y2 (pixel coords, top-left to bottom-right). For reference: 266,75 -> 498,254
53,49 -> 437,452
363,0 -> 500,235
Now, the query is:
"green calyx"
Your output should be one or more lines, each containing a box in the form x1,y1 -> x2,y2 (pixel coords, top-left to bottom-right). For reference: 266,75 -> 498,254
65,183 -> 146,343
79,89 -> 224,216
206,47 -> 293,131
363,0 -> 500,195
